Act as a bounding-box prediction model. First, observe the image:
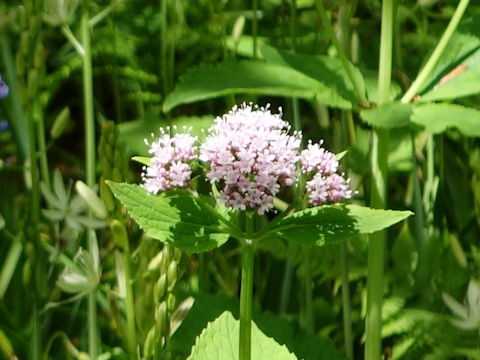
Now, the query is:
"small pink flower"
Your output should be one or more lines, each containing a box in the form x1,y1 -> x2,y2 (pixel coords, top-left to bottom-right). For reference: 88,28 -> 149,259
301,140 -> 353,206
200,103 -> 301,214
306,173 -> 353,206
300,140 -> 339,175
142,127 -> 197,194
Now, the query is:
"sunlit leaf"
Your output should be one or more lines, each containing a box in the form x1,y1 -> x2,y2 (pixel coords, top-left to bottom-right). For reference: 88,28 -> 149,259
163,60 -> 353,112
107,182 -> 230,253
187,311 -> 297,360
411,103 -> 480,136
360,102 -> 413,128
267,204 -> 412,246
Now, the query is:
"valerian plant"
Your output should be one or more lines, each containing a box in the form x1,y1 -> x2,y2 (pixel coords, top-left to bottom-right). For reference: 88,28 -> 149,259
108,103 -> 412,360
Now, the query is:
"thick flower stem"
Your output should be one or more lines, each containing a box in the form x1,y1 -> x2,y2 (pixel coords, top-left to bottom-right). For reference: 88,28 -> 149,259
81,1 -> 98,358
239,242 -> 254,360
365,0 -> 394,359
239,214 -> 255,360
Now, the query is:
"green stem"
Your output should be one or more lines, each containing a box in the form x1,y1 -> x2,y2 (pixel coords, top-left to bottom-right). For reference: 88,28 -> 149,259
123,244 -> 137,357
340,242 -> 353,359
37,111 -> 51,189
302,252 -> 314,334
239,214 -> 255,360
0,235 -> 23,299
161,0 -> 168,96
81,1 -> 98,358
315,0 -> 368,107
0,36 -> 30,159
401,0 -> 470,103
61,25 -> 85,57
252,0 -> 258,58
365,1 -> 394,359
27,76 -> 42,360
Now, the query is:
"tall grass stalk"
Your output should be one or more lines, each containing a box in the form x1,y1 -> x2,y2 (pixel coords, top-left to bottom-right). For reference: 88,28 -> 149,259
81,1 -> 98,358
161,0 -> 168,95
401,0 -> 470,104
364,0 -> 394,359
252,0 -> 258,58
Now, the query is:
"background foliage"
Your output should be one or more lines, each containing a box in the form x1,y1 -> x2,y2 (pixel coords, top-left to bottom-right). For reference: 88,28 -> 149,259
1,0 -> 480,359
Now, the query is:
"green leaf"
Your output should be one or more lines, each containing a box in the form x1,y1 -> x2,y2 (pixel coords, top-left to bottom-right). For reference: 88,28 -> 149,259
268,204 -> 412,246
107,182 -> 230,253
360,102 -> 413,129
163,60 -> 353,112
187,311 -> 297,360
411,103 -> 480,136
171,292 -> 346,360
131,156 -> 151,167
419,33 -> 480,102
259,44 -> 366,106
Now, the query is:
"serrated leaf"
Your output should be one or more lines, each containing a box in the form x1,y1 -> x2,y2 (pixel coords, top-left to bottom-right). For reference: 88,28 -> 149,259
411,103 -> 480,136
360,102 -> 413,129
163,60 -> 353,112
268,204 -> 412,246
187,311 -> 297,360
107,182 -> 230,253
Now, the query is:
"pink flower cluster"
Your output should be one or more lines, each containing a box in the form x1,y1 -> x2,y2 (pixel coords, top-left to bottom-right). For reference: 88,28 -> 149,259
200,104 -> 301,215
142,127 -> 197,194
142,103 -> 353,212
300,141 -> 353,206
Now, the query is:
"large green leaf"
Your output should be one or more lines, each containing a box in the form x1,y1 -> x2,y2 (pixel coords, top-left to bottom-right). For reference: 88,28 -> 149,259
171,292 -> 347,360
107,183 -> 230,253
187,311 -> 297,360
259,44 -> 366,106
360,102 -> 413,129
163,60 -> 353,112
419,32 -> 480,102
268,204 -> 412,246
411,103 -> 480,136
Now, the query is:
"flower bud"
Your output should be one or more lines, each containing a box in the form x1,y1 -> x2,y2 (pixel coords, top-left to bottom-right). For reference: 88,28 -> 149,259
147,252 -> 164,273
143,327 -> 157,357
156,302 -> 168,336
154,274 -> 167,300
23,260 -> 32,287
75,180 -> 107,219
50,107 -> 70,140
167,261 -> 177,291
100,179 -> 116,213
167,293 -> 176,312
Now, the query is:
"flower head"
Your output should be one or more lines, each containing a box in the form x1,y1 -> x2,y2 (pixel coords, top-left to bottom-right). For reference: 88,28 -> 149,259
200,103 -> 301,214
306,173 -> 353,206
301,140 -> 353,206
142,127 -> 197,194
